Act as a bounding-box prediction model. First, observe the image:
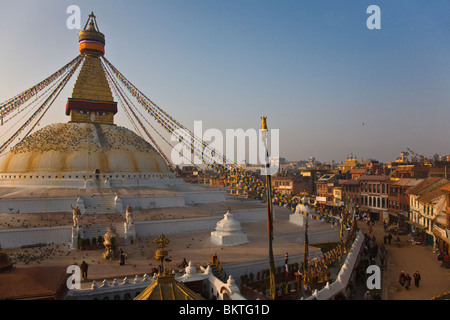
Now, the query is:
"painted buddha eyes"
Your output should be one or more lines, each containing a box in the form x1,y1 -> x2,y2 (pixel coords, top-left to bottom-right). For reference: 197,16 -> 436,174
79,110 -> 106,116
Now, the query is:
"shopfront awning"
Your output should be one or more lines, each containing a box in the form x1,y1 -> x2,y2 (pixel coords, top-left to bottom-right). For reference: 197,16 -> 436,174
432,230 -> 450,245
405,220 -> 427,230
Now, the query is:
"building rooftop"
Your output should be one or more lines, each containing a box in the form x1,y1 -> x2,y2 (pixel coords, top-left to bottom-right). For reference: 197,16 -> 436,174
406,177 -> 449,196
391,178 -> 424,187
0,264 -> 69,300
134,273 -> 205,300
357,174 -> 390,181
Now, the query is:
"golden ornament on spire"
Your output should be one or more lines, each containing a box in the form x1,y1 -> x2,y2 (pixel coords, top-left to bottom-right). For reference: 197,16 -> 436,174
78,12 -> 105,56
153,234 -> 170,274
261,116 -> 268,130
153,233 -> 170,249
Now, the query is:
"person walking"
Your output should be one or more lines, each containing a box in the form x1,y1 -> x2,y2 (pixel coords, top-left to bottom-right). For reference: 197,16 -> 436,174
387,234 -> 393,245
119,249 -> 125,266
399,271 -> 405,287
413,271 -> 421,288
80,261 -> 88,281
404,274 -> 412,290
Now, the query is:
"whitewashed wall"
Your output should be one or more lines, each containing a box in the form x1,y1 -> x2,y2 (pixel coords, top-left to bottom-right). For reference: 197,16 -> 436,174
119,194 -> 186,209
135,216 -> 222,237
0,197 -> 77,214
0,226 -> 72,248
183,191 -> 226,205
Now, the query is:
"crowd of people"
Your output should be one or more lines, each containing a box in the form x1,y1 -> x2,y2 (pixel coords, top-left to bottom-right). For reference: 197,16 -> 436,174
398,270 -> 421,290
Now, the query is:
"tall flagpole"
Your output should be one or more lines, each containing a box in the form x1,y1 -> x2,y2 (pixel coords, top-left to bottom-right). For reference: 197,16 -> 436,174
261,116 -> 276,300
304,216 -> 309,289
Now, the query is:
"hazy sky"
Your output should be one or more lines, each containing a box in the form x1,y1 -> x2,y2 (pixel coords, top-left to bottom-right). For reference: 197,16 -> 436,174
1,0 -> 449,164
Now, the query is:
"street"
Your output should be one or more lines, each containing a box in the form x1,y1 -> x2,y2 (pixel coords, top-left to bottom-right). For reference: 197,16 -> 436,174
357,219 -> 450,300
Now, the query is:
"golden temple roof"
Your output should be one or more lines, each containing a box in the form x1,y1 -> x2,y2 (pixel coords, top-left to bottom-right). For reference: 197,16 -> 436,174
134,273 -> 205,300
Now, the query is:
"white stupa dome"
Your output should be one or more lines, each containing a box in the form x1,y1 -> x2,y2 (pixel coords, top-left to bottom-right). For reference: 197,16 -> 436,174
215,211 -> 242,232
0,122 -> 170,176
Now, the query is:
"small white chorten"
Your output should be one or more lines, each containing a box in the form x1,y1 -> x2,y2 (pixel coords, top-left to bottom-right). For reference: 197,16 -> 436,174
290,196 -> 317,226
211,209 -> 248,246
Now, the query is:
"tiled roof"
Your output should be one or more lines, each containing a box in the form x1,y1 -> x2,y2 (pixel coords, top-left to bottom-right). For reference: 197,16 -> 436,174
339,179 -> 360,185
406,178 -> 449,196
358,175 -> 390,182
418,189 -> 446,204
350,169 -> 367,173
394,178 -> 424,187
0,265 -> 69,300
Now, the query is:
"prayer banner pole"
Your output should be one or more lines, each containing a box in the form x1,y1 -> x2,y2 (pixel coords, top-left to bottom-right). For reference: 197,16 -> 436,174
261,116 -> 276,300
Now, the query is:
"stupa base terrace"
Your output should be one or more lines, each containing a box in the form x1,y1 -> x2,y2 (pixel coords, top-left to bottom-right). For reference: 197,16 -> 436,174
0,193 -> 340,254
0,178 -> 226,215
1,199 -> 343,292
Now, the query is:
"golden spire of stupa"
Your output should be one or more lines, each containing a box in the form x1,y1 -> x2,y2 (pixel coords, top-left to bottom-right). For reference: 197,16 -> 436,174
66,12 -> 117,125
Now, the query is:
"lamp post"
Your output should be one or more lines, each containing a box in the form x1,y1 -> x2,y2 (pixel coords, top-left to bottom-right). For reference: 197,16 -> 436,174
261,116 -> 277,300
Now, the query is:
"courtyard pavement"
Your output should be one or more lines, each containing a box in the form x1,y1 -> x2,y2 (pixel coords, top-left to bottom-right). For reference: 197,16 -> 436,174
356,219 -> 450,300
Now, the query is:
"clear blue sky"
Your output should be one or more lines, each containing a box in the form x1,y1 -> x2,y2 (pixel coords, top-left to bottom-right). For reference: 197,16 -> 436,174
1,0 -> 450,163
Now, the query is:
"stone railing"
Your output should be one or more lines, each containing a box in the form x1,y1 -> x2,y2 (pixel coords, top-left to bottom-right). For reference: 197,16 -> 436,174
66,273 -> 155,300
305,230 -> 364,300
66,261 -> 245,300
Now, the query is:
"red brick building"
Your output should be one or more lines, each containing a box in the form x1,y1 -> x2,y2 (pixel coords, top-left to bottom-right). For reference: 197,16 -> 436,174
386,178 -> 423,229
358,174 -> 390,222
272,176 -> 313,196
315,174 -> 340,206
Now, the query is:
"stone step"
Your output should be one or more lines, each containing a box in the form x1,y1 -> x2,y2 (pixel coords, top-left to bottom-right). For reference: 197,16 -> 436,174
83,194 -> 118,214
81,223 -> 126,240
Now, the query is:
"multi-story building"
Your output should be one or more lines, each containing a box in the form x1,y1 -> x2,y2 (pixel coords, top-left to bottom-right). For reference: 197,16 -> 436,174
339,179 -> 360,207
386,178 -> 423,229
271,176 -> 313,196
406,177 -> 450,246
358,174 -> 390,222
315,173 -> 340,207
434,183 -> 450,254
390,164 -> 430,179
